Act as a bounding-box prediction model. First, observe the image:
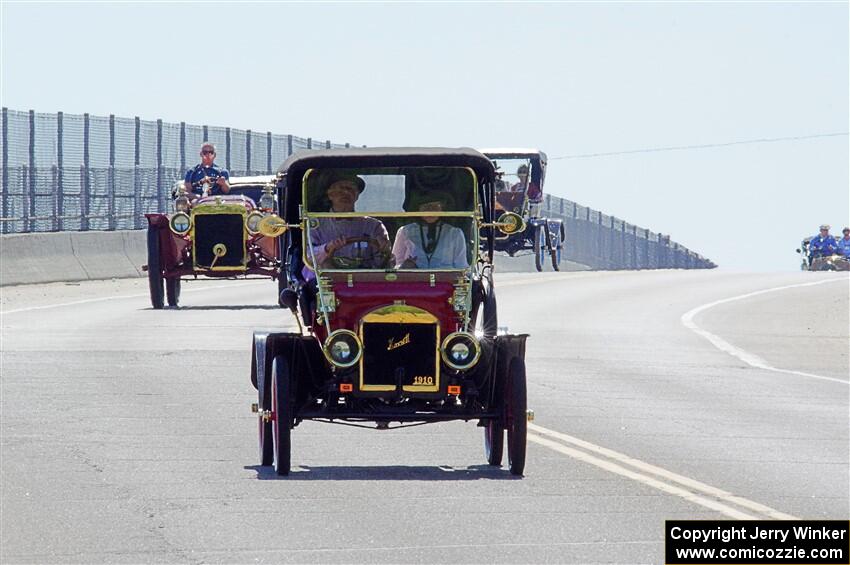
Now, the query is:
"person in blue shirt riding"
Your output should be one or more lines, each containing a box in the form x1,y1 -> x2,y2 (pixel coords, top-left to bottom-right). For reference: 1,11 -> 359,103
183,142 -> 230,199
809,224 -> 838,257
836,227 -> 850,258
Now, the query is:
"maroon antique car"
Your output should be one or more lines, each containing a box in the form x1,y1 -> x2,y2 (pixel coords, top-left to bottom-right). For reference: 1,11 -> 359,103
249,147 -> 531,476
144,175 -> 282,308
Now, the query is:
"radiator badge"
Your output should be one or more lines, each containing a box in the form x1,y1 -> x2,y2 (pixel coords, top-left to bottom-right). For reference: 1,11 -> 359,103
387,333 -> 411,351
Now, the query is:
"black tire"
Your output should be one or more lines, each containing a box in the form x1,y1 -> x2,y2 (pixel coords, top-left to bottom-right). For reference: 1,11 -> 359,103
146,227 -> 165,309
166,277 -> 181,307
550,223 -> 562,272
259,384 -> 274,467
484,420 -> 504,466
277,275 -> 287,308
533,225 -> 545,272
506,357 -> 527,476
272,355 -> 292,476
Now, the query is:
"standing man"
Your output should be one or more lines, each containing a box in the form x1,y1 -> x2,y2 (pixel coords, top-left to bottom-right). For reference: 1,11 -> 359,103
183,142 -> 230,198
809,224 -> 838,257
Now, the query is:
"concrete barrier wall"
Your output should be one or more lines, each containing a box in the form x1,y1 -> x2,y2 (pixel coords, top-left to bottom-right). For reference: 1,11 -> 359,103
1,229 -> 591,286
1,230 -> 147,286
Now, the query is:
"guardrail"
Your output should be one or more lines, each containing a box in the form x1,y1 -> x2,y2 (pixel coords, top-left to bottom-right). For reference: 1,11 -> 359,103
0,107 -> 715,270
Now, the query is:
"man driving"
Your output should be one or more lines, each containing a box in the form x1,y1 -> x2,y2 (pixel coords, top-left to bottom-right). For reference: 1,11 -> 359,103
183,142 -> 230,199
304,171 -> 392,275
392,193 -> 468,269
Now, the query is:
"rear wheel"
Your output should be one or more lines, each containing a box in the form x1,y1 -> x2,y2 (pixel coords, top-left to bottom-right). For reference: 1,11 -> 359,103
146,227 -> 164,309
272,355 -> 293,476
166,277 -> 181,307
506,357 -> 527,476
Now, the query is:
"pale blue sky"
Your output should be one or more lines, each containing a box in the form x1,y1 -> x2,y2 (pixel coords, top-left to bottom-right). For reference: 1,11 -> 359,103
2,1 -> 847,269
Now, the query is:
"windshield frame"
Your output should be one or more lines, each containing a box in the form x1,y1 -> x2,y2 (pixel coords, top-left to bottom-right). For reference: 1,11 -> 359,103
300,166 -> 480,274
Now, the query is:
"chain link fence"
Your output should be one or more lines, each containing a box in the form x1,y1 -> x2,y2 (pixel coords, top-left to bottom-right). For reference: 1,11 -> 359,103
0,107 -> 714,269
538,195 -> 715,269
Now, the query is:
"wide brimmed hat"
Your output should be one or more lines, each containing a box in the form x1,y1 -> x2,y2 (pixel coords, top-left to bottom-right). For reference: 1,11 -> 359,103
321,170 -> 365,193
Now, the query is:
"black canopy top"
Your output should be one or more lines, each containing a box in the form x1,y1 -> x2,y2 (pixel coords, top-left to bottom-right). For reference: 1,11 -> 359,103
277,147 -> 496,186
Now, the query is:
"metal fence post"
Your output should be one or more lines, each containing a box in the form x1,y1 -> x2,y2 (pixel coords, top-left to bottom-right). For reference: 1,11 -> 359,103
179,121 -> 186,172
225,127 -> 232,171
108,114 -> 116,230
345,142 -> 350,148
287,135 -> 293,156
632,225 -> 638,269
134,117 -> 141,227
51,165 -> 59,231
56,111 -> 64,231
27,110 -> 36,232
1,107 -> 7,234
266,132 -> 272,173
156,119 -> 164,214
325,140 -> 331,149
620,220 -> 626,270
245,129 -> 251,174
81,112 -> 90,231
307,138 -> 312,150
202,125 -> 208,142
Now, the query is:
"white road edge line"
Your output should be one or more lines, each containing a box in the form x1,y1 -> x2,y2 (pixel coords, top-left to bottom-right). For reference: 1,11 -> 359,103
528,423 -> 798,521
680,277 -> 849,385
1,280 -> 267,315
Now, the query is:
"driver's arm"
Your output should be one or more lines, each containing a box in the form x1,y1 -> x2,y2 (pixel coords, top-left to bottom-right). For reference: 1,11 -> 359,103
216,175 -> 230,194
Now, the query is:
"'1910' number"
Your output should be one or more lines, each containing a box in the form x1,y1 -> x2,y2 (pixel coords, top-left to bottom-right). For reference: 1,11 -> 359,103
412,376 -> 434,385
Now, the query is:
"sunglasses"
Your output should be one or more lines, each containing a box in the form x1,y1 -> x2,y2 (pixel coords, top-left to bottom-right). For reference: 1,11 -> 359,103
202,150 -> 215,155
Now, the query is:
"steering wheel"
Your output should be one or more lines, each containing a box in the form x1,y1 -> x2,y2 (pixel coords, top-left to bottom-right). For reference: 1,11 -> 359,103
326,236 -> 391,269
192,175 -> 221,197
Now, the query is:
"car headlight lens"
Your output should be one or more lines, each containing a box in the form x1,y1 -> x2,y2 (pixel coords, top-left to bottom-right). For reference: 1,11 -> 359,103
441,332 -> 480,371
450,342 -> 470,362
323,330 -> 362,368
245,211 -> 264,235
169,212 -> 191,235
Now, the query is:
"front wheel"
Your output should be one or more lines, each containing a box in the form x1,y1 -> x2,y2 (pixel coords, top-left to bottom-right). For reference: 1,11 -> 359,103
549,223 -> 563,271
271,355 -> 293,476
484,420 -> 504,466
506,357 -> 527,476
146,227 -> 165,309
533,225 -> 546,272
166,277 -> 181,307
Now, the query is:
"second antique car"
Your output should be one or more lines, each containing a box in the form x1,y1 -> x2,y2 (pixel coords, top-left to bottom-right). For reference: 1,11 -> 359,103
480,148 -> 565,271
249,147 -> 531,476
144,175 -> 283,308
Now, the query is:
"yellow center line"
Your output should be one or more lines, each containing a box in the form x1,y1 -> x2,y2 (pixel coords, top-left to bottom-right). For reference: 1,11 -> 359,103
528,423 -> 799,521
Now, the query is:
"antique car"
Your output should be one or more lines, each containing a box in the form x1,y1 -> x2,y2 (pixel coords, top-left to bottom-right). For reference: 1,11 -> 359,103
479,148 -> 564,271
144,175 -> 282,308
249,147 -> 531,476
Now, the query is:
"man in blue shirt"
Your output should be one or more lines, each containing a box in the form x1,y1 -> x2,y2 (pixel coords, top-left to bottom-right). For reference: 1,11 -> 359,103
183,142 -> 230,198
836,227 -> 850,258
809,225 -> 838,257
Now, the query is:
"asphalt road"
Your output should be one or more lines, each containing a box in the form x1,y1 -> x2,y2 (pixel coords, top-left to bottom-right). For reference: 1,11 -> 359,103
1,268 -> 847,564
